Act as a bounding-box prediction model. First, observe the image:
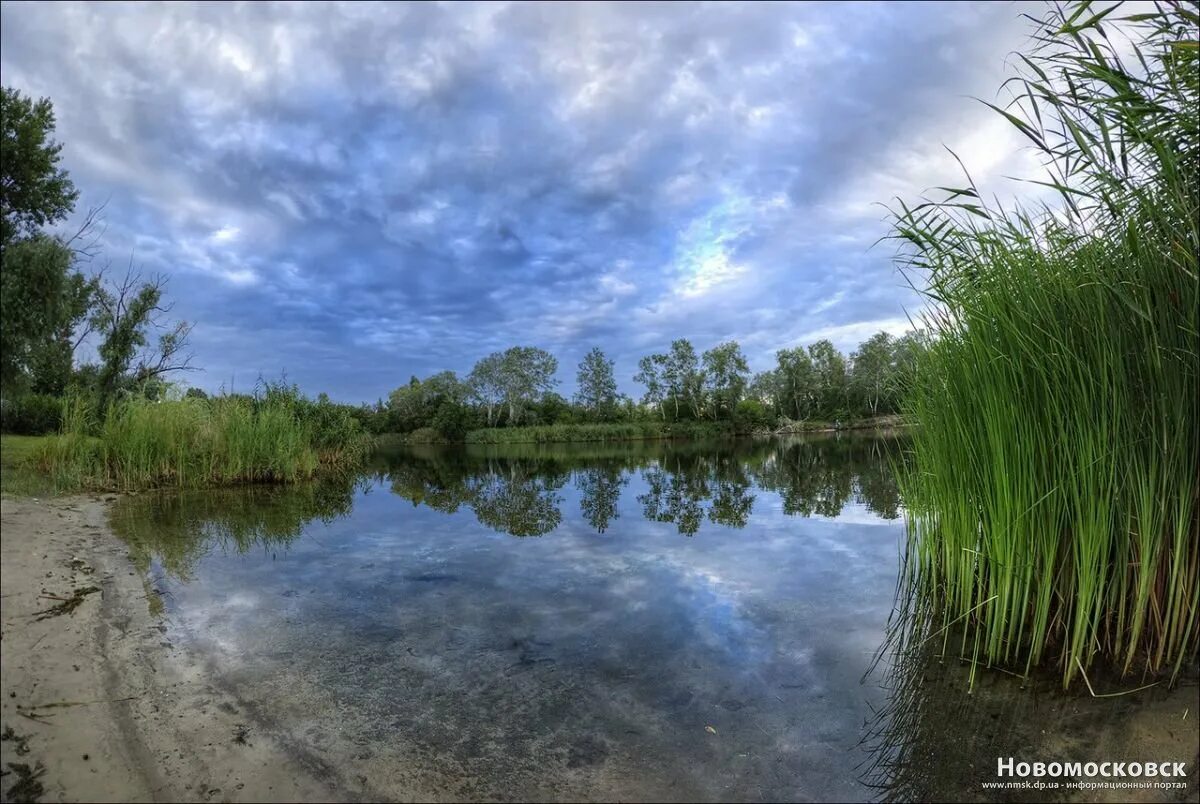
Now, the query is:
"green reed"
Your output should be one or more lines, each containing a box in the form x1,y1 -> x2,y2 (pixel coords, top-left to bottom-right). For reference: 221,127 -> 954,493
892,1 -> 1198,686
34,395 -> 348,491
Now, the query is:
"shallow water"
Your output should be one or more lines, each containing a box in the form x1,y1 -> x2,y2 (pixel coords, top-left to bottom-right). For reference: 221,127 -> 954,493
109,434 -> 1198,803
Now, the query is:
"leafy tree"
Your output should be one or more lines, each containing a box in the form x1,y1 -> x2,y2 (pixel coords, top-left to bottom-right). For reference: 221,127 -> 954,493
574,346 -> 618,415
701,341 -> 750,419
808,339 -> 848,417
0,235 -> 95,390
0,88 -> 98,392
775,347 -> 815,420
1,87 -> 78,246
388,370 -> 469,432
634,354 -> 667,419
891,330 -> 926,402
664,338 -> 704,420
850,331 -> 895,415
90,270 -> 194,402
467,353 -> 506,427
468,346 -> 557,426
499,346 -> 558,425
746,370 -> 779,412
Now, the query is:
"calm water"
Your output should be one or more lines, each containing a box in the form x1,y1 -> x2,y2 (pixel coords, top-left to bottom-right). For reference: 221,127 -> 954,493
108,434 -> 1194,803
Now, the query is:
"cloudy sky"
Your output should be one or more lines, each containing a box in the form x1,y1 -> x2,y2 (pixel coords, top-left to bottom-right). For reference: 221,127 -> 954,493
1,1 -> 1042,402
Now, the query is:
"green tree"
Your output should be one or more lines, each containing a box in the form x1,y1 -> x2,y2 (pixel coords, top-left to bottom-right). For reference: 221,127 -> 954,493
0,235 -> 95,390
850,331 -> 895,415
90,271 -> 194,402
634,354 -> 667,419
891,330 -> 926,402
467,353 -> 506,427
1,87 -> 78,246
808,339 -> 848,417
469,346 -> 558,426
0,88 -> 97,392
746,369 -> 779,414
701,341 -> 750,419
664,338 -> 704,420
775,347 -> 814,420
574,346 -> 618,416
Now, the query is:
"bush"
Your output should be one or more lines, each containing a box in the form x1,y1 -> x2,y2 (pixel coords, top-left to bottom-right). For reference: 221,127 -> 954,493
733,399 -> 775,430
0,394 -> 63,434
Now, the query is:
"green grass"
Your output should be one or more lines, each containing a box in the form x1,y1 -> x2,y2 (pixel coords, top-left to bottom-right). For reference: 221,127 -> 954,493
1,434 -> 57,496
24,395 -> 367,493
891,2 -> 1198,687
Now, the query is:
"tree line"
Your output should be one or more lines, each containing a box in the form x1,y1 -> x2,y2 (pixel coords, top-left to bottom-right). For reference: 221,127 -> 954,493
363,331 -> 924,438
0,85 -> 923,442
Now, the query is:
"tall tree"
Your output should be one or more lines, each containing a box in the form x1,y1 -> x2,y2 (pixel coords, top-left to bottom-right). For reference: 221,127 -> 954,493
891,330 -> 926,403
574,346 -> 617,415
701,341 -> 750,419
850,331 -> 895,415
775,347 -> 814,420
468,352 -> 506,427
808,339 -> 848,417
664,338 -> 703,419
634,354 -> 667,419
746,369 -> 779,411
0,87 -> 98,392
469,346 -> 558,426
1,87 -> 78,246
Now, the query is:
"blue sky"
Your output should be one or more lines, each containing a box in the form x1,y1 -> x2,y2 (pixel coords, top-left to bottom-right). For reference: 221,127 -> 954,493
0,1 -> 1041,402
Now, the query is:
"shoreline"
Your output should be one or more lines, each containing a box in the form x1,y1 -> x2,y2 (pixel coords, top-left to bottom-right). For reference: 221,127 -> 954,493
0,495 -> 344,803
381,416 -> 912,448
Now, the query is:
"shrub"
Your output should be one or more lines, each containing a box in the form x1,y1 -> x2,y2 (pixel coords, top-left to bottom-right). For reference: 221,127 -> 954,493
0,393 -> 63,434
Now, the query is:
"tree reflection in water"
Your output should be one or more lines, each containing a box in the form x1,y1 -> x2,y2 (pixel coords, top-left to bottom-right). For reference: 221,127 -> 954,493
112,432 -> 909,577
382,432 -> 907,537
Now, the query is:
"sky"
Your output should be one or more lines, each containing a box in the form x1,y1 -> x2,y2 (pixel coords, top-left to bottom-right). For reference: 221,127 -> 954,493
0,0 -> 1044,403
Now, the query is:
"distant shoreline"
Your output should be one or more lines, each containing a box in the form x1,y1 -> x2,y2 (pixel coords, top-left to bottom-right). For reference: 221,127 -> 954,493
376,415 -> 912,447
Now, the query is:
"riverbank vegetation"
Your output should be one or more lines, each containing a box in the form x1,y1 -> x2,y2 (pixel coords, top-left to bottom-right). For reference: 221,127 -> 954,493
358,332 -> 923,443
893,2 -> 1198,687
30,382 -> 370,492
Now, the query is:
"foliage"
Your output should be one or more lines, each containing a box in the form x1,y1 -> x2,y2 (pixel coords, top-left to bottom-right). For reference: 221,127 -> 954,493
0,393 -> 62,435
0,87 -> 77,246
891,1 -> 1198,686
29,383 -> 369,491
371,330 -> 921,440
702,341 -> 750,419
575,346 -> 619,415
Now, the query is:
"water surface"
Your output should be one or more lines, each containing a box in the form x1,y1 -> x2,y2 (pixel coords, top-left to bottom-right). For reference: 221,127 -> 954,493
113,434 -> 904,801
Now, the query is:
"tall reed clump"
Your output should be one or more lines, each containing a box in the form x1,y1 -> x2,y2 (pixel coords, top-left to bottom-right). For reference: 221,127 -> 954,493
892,2 -> 1198,687
35,389 -> 368,491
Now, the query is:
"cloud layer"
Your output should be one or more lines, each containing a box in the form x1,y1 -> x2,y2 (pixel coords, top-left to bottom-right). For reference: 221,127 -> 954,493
1,1 -> 1040,401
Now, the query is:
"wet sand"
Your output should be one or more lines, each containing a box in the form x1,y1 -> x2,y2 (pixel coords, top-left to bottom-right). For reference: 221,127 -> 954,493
0,496 -> 343,802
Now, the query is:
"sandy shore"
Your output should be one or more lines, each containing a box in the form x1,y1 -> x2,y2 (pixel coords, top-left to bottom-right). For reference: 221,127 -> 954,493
0,495 -> 344,803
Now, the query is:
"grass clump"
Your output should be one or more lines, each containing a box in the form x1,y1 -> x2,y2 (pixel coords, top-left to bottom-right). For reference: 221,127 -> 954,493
892,2 -> 1198,687
31,384 -> 369,491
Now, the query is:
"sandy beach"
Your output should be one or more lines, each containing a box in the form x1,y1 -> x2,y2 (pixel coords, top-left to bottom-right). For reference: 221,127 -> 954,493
0,496 -> 344,803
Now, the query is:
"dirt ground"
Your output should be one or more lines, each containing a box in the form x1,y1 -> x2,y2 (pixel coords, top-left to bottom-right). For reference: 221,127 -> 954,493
0,495 -> 344,803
